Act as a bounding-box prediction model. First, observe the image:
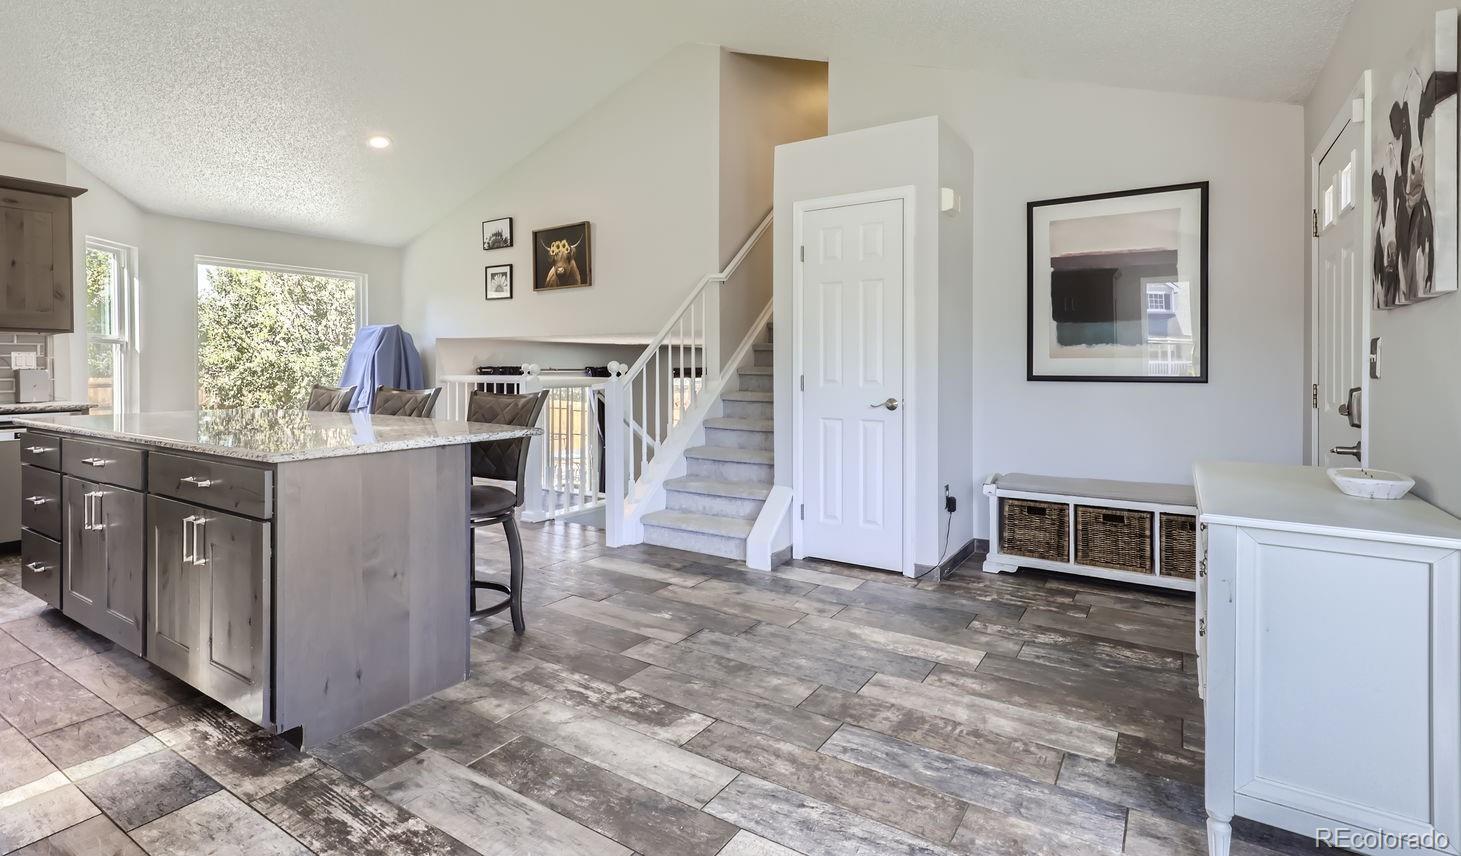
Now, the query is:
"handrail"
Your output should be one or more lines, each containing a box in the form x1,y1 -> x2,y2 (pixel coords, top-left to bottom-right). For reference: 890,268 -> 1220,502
618,211 -> 772,382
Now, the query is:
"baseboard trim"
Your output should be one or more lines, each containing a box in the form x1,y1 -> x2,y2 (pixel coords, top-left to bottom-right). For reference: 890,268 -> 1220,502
914,537 -> 987,578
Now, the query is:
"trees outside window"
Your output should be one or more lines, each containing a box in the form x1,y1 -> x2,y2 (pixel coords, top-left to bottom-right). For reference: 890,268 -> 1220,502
196,260 -> 363,409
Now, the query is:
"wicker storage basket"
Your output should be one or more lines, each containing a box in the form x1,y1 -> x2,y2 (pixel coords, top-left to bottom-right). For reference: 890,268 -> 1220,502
1000,498 -> 1069,562
1074,505 -> 1154,573
1160,514 -> 1198,579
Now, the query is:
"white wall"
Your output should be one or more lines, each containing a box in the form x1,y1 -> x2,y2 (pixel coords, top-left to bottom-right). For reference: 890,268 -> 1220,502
1305,0 -> 1461,517
774,117 -> 974,569
400,44 -> 723,379
141,214 -> 401,411
827,61 -> 1307,540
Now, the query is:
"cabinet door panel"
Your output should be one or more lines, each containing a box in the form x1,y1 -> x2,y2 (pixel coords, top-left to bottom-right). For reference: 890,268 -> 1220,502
148,496 -> 203,681
1233,527 -> 1460,844
198,508 -> 269,722
62,476 -> 102,613
0,188 -> 72,332
99,486 -> 144,654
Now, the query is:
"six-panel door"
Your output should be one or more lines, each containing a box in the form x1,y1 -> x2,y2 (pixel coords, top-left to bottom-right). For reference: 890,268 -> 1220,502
61,475 -> 144,654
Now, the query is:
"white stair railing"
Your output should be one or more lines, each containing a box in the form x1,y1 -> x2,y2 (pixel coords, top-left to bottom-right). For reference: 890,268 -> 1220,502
440,368 -> 608,522
603,211 -> 772,546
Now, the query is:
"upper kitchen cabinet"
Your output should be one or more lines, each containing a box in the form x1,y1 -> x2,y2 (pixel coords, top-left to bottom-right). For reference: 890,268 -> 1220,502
0,174 -> 87,333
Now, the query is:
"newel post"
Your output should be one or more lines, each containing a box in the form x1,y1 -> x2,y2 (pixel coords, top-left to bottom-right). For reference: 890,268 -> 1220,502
603,361 -> 628,546
518,364 -> 549,523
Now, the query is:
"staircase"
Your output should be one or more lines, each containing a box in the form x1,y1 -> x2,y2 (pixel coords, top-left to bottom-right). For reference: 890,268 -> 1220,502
640,340 -> 774,561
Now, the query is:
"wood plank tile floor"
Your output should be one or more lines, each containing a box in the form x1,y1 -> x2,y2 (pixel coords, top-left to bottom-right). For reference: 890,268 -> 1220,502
0,524 -> 1339,855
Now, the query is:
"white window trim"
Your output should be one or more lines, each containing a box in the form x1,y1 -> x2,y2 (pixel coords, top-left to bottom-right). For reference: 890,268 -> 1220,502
85,237 -> 139,414
192,256 -> 368,408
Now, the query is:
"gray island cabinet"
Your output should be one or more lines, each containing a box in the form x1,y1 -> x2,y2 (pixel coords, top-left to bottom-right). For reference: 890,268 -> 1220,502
13,409 -> 536,747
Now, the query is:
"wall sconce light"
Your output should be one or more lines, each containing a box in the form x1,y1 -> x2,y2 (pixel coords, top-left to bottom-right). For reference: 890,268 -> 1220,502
940,187 -> 962,217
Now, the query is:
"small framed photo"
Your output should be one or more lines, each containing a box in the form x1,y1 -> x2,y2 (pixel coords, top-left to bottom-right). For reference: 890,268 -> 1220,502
533,221 -> 592,291
482,217 -> 513,250
485,264 -> 513,300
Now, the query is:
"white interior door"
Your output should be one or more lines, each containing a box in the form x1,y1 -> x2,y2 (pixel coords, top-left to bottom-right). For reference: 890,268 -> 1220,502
798,198 -> 904,571
1316,118 -> 1366,467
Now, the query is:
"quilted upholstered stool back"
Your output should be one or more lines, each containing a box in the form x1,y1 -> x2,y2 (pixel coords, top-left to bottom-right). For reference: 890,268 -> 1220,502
467,390 -> 549,505
371,386 -> 442,418
305,384 -> 356,413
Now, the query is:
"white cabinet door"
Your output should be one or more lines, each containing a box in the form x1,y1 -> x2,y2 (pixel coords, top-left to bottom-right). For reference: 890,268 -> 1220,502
1231,526 -> 1460,849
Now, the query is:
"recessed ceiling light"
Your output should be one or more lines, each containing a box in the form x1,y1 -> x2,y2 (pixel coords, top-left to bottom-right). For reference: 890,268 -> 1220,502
367,135 -> 392,149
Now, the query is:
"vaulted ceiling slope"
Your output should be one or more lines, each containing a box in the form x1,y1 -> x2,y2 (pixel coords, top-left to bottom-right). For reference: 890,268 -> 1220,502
0,0 -> 1352,246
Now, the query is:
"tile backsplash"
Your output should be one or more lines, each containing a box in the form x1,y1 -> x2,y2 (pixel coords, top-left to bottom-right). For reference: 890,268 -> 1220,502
0,333 -> 49,404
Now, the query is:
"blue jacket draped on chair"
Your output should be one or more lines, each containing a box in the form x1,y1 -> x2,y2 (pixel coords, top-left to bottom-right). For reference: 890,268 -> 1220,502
338,324 -> 425,413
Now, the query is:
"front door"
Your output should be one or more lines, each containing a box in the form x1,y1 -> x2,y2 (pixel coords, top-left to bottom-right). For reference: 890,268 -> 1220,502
1316,117 -> 1366,466
798,197 -> 904,571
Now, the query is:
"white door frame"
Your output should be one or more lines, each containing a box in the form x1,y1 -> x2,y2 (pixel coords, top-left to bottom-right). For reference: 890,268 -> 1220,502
1309,71 -> 1372,467
791,186 -> 918,577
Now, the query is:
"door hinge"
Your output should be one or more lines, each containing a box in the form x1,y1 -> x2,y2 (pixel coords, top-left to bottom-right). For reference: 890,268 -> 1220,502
1311,383 -> 1318,409
799,504 -> 804,520
799,245 -> 805,262
1312,209 -> 1319,238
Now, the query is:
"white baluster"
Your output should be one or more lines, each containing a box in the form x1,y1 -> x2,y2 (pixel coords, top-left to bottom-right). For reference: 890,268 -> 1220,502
519,365 -> 548,522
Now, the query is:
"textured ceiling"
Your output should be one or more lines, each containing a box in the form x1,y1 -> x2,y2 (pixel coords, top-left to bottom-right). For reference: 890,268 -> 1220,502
0,0 -> 1354,246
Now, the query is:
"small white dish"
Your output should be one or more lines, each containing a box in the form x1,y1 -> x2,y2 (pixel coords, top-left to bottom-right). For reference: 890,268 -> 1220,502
1327,467 -> 1415,500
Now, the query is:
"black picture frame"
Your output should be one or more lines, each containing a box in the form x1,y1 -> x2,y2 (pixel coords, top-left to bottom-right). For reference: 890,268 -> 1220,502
485,264 -> 513,300
1026,181 -> 1209,383
482,217 -> 513,250
533,221 -> 592,291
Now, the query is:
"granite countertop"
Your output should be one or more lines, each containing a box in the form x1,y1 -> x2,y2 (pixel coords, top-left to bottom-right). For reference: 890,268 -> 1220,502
0,401 -> 94,416
12,409 -> 539,464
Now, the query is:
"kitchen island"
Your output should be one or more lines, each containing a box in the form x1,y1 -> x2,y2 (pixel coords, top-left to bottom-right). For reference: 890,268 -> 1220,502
11,409 -> 536,747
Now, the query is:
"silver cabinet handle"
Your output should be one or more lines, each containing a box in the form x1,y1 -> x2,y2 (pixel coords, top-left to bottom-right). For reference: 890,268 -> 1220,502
81,457 -> 110,468
869,398 -> 900,411
182,515 -> 198,565
191,517 -> 208,566
25,445 -> 53,454
24,562 -> 48,574
25,495 -> 51,506
180,476 -> 215,488
84,491 -> 106,531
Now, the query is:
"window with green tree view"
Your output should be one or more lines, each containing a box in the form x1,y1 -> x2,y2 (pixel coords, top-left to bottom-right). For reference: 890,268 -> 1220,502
195,259 -> 363,409
85,241 -> 134,415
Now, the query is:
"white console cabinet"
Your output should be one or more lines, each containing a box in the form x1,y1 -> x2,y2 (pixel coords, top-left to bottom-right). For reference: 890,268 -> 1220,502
1196,462 -> 1461,856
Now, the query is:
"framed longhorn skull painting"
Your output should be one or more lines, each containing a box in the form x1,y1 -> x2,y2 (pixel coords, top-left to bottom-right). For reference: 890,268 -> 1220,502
533,221 -> 592,291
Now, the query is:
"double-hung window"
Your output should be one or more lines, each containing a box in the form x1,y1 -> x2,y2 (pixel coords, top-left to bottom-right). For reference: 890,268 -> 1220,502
84,240 -> 136,415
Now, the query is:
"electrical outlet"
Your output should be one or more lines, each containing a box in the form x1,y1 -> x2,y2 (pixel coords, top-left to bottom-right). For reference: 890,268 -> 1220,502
10,352 -> 37,370
944,484 -> 956,514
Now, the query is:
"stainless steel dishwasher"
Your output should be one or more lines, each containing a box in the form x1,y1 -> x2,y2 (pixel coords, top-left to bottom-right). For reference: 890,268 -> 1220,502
0,419 -> 20,545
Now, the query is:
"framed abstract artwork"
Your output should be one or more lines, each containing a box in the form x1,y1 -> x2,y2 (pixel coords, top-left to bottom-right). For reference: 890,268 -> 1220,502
1373,8 -> 1458,309
1028,182 -> 1208,382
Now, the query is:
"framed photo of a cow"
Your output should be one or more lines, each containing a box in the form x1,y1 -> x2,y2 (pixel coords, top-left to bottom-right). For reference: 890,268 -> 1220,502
533,221 -> 592,291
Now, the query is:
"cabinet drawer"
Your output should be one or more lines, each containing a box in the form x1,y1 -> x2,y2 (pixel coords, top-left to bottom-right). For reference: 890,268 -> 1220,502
20,529 -> 60,608
149,452 -> 272,519
20,433 -> 61,470
62,438 -> 145,490
20,464 -> 61,539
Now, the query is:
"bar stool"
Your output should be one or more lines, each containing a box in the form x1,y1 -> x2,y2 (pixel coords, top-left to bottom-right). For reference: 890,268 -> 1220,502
371,386 -> 441,417
466,389 -> 548,634
305,384 -> 356,413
